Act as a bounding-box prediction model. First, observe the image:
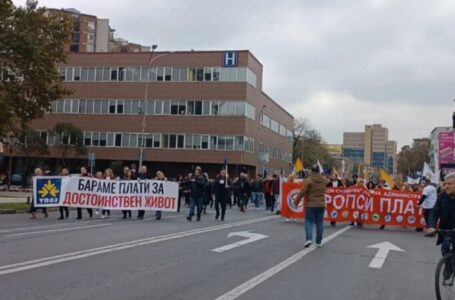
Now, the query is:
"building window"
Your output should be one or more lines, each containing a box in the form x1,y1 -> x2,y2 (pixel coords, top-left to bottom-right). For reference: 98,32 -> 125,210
202,101 -> 210,115
66,67 -> 73,81
226,136 -> 234,150
161,134 -> 169,148
71,100 -> 79,113
193,134 -> 201,149
169,134 -> 176,148
117,100 -> 124,114
101,100 -> 109,114
196,68 -> 204,81
163,101 -> 170,115
153,133 -> 160,148
78,100 -> 86,114
170,101 -> 179,115
210,136 -> 217,149
188,68 -> 196,81
84,132 -> 92,146
187,101 -> 194,115
94,100 -> 101,114
155,101 -> 162,114
157,68 -> 164,81
164,67 -> 172,81
73,67 -> 81,81
204,67 -> 212,81
218,136 -> 226,150
185,134 -> 193,149
111,68 -> 118,81
211,101 -> 219,115
92,132 -> 100,146
177,135 -> 184,149
115,133 -> 122,147
213,67 -> 220,81
201,135 -> 209,149
86,100 -> 94,114
107,133 -> 114,147
194,101 -> 202,115
149,68 -> 156,81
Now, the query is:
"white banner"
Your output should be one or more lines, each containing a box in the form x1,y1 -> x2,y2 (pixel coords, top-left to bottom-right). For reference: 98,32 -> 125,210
33,176 -> 179,212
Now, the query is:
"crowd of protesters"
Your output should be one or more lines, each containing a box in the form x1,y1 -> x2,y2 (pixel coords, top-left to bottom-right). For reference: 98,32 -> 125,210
29,164 -> 283,223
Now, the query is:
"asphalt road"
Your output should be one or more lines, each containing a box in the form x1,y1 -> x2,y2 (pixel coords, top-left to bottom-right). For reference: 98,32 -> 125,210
0,206 -> 442,300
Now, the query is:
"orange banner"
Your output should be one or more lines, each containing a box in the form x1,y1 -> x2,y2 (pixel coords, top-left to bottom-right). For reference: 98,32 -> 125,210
280,182 -> 426,228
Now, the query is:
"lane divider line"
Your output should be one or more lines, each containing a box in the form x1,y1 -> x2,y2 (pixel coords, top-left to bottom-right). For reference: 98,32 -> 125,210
215,225 -> 353,300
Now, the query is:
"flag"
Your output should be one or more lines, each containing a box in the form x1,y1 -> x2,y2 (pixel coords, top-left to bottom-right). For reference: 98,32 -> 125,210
294,158 -> 304,173
379,169 -> 394,188
364,167 -> 369,182
317,160 -> 324,174
357,163 -> 362,177
332,167 -> 341,180
407,176 -> 420,185
223,157 -> 228,187
422,162 -> 439,184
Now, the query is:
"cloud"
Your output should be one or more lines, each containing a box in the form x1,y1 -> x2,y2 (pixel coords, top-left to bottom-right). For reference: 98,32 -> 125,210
12,0 -> 455,148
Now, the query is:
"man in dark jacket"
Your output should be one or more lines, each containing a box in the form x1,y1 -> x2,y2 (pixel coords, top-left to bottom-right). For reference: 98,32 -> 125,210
237,173 -> 251,212
327,173 -> 343,227
137,165 -> 148,220
294,164 -> 329,248
433,172 -> 455,255
187,167 -> 207,221
213,169 -> 231,221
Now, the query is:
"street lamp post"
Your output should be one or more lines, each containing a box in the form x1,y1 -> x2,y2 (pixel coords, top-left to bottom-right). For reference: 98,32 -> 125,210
138,45 -> 177,168
256,105 -> 267,176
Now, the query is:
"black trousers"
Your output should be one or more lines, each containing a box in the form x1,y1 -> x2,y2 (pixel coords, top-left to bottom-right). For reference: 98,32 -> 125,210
30,202 -> 47,214
215,194 -> 227,218
137,210 -> 145,219
59,206 -> 69,218
239,194 -> 248,211
77,208 -> 93,219
122,210 -> 132,218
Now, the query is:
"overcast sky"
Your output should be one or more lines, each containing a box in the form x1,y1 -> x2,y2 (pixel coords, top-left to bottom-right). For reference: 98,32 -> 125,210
13,0 -> 455,148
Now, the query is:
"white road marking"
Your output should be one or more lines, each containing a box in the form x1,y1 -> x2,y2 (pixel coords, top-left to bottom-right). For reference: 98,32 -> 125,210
215,225 -> 352,300
0,220 -> 108,234
367,241 -> 405,269
211,231 -> 269,253
4,223 -> 113,237
0,215 -> 278,276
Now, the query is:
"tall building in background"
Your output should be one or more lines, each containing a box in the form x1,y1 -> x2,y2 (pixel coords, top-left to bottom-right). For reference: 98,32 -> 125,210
46,8 -> 149,53
342,124 -> 397,175
342,132 -> 364,162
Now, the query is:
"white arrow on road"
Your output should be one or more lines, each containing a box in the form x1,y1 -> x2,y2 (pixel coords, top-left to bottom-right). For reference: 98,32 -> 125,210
211,231 -> 269,253
367,241 -> 405,269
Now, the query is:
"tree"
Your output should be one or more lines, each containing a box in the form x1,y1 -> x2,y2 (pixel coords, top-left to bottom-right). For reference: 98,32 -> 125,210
52,122 -> 86,167
17,128 -> 49,186
397,139 -> 431,177
0,0 -> 71,138
292,118 -> 331,171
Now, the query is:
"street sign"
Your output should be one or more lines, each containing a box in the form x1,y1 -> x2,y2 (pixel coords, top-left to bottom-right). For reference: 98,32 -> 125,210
367,241 -> 405,269
211,231 -> 268,253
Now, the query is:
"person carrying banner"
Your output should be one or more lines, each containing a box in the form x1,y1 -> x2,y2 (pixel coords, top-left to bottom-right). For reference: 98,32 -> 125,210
213,168 -> 231,221
121,168 -> 133,219
30,167 -> 48,219
137,165 -> 148,220
294,164 -> 329,248
77,166 -> 93,219
154,170 -> 167,220
251,174 -> 264,210
272,174 -> 281,215
328,173 -> 343,227
101,168 -> 114,219
58,167 -> 70,220
187,166 -> 207,221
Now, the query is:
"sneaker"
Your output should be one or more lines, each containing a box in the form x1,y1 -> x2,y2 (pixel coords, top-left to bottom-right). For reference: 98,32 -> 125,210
304,241 -> 312,248
316,243 -> 322,248
186,216 -> 192,222
101,215 -> 105,219
95,210 -> 100,215
286,218 -> 290,222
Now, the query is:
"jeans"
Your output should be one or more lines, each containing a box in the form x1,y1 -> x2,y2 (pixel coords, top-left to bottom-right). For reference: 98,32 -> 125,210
189,196 -> 203,219
424,208 -> 435,228
305,207 -> 325,244
251,192 -> 261,208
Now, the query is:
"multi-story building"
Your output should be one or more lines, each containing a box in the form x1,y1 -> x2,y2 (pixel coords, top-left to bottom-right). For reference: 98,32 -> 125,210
31,50 -> 294,178
46,8 -> 148,53
342,132 -> 364,162
342,124 -> 397,175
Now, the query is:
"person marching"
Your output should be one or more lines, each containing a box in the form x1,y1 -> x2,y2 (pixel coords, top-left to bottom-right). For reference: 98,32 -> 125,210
213,168 -> 231,221
327,173 -> 343,227
294,164 -> 329,248
101,168 -> 114,219
186,166 -> 207,222
154,170 -> 167,220
58,167 -> 70,220
30,167 -> 48,219
77,166 -> 93,219
136,165 -> 148,220
237,172 -> 251,213
121,168 -> 133,219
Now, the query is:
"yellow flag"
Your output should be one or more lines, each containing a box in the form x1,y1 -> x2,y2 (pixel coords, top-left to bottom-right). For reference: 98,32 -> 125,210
294,158 -> 304,173
332,166 -> 339,178
379,169 -> 394,188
